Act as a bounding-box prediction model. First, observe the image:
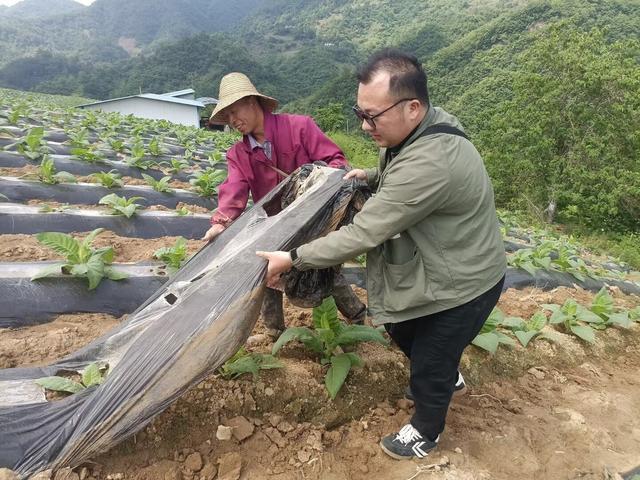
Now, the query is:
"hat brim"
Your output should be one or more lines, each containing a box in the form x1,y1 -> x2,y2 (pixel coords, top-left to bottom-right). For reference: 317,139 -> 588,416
209,92 -> 278,125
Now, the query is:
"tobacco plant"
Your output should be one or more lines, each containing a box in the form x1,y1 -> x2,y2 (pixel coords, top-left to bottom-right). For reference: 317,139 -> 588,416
272,297 -> 388,399
32,228 -> 127,290
99,193 -> 145,218
36,362 -> 108,396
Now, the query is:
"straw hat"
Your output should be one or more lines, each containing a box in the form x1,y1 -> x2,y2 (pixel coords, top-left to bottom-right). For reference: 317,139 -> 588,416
209,72 -> 278,124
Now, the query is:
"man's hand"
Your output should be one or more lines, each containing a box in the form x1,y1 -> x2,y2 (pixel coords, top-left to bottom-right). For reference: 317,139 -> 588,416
256,250 -> 293,287
343,169 -> 367,181
202,223 -> 226,242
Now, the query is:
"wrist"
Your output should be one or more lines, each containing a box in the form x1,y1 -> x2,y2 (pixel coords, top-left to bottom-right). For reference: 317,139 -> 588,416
289,248 -> 298,263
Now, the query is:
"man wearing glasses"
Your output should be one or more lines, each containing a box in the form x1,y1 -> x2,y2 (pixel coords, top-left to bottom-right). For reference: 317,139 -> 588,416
258,49 -> 506,460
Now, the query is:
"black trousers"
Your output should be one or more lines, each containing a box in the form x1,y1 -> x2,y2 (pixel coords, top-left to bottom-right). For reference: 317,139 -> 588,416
385,276 -> 505,441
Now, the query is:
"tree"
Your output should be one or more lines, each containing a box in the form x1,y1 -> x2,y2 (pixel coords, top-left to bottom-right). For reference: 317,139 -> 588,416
478,24 -> 640,231
313,102 -> 346,132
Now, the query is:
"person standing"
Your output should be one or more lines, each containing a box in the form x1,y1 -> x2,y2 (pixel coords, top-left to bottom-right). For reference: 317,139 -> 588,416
257,50 -> 506,459
204,72 -> 366,337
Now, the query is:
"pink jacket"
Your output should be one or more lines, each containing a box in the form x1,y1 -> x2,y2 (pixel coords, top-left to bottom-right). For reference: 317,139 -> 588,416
212,110 -> 348,225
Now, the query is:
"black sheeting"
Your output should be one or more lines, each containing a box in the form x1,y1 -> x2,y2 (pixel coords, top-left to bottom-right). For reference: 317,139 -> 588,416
0,165 -> 366,477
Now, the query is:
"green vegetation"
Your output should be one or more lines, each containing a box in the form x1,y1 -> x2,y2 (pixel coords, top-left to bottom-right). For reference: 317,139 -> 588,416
99,193 -> 145,218
141,173 -> 174,193
218,347 -> 282,380
472,289 -> 639,353
272,297 -> 388,399
153,237 -> 189,273
189,168 -> 226,197
35,362 -> 108,396
90,169 -> 124,189
37,156 -> 76,185
328,131 -> 378,170
32,228 -> 127,290
6,127 -> 53,161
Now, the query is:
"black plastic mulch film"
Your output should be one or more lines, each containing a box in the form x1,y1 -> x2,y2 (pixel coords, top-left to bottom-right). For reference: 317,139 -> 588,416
0,165 -> 369,477
0,177 -> 216,210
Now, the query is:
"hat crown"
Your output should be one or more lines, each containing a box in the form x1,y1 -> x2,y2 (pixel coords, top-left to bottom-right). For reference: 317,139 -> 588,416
218,72 -> 259,102
209,72 -> 278,124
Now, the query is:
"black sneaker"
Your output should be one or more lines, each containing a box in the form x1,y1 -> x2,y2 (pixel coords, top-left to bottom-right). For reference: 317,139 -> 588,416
405,371 -> 467,401
380,424 -> 439,460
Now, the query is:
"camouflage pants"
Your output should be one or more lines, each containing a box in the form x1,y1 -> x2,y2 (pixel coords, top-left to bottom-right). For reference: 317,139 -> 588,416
261,272 -> 366,332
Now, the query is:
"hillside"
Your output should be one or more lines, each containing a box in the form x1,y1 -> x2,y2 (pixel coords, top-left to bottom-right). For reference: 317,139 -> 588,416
0,0 -> 637,234
0,0 -> 84,19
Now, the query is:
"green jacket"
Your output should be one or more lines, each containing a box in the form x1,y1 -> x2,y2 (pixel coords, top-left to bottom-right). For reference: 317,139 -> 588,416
293,106 -> 506,326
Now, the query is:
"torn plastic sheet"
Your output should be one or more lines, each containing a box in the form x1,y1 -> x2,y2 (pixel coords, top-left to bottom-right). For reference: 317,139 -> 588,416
0,165 -> 368,477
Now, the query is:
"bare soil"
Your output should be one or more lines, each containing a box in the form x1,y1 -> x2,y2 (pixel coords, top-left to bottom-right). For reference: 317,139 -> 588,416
2,286 -> 639,479
0,232 -> 203,263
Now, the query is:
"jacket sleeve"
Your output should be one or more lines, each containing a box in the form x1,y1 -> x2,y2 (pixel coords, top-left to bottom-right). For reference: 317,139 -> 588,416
211,147 -> 250,225
293,140 -> 451,269
301,116 -> 348,168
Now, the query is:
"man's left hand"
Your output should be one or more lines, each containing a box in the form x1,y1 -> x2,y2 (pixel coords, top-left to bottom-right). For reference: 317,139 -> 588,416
256,250 -> 293,287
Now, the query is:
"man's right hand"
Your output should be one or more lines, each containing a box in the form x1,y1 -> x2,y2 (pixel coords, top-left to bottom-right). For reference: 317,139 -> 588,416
343,169 -> 367,181
202,223 -> 226,242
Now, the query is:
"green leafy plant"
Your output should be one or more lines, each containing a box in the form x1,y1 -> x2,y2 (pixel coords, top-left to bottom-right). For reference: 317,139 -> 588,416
7,103 -> 28,125
161,157 -> 190,174
90,169 -> 124,188
6,127 -> 53,161
542,299 -> 602,343
142,173 -> 174,193
66,128 -> 91,149
207,150 -> 224,167
507,245 -> 553,277
502,311 -> 548,347
588,287 -> 632,329
36,362 -> 108,395
189,168 -> 226,197
272,296 -> 388,399
37,156 -> 76,185
154,237 -> 188,273
174,206 -> 192,216
218,347 -> 282,380
148,137 -> 168,156
70,146 -> 106,164
107,137 -> 127,153
99,193 -> 145,218
124,155 -> 154,170
32,228 -> 127,290
471,308 -> 518,353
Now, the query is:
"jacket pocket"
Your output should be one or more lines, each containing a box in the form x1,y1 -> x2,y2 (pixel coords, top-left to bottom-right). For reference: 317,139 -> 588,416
278,144 -> 306,166
382,252 -> 429,313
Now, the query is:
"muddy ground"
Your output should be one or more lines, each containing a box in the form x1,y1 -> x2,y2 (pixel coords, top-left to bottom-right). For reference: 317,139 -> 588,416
1,286 -> 639,480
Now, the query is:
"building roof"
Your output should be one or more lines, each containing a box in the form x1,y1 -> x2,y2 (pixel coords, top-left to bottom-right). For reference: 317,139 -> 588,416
195,97 -> 219,106
77,91 -> 205,109
162,88 -> 195,97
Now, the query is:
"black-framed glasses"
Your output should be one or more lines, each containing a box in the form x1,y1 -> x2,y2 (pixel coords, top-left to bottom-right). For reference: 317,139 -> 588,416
352,98 -> 415,129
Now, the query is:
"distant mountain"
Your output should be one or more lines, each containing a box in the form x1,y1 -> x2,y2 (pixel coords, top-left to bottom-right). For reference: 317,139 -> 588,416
0,0 -> 84,19
0,0 -> 270,66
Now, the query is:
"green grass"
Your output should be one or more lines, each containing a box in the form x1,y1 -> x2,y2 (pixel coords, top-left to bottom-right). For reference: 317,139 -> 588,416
571,231 -> 640,270
0,87 -> 94,108
328,131 -> 378,170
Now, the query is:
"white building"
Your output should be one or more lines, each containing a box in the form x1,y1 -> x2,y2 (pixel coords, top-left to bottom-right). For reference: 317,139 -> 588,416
77,89 -> 218,128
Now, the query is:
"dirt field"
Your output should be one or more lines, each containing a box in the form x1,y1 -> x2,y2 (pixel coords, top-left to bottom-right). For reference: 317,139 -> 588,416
2,286 -> 639,480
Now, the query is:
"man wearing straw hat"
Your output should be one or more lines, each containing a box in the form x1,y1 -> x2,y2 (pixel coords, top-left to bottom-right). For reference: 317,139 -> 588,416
203,72 -> 366,337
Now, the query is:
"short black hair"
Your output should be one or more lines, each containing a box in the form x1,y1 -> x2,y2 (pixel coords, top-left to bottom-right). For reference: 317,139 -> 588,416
356,49 -> 430,105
